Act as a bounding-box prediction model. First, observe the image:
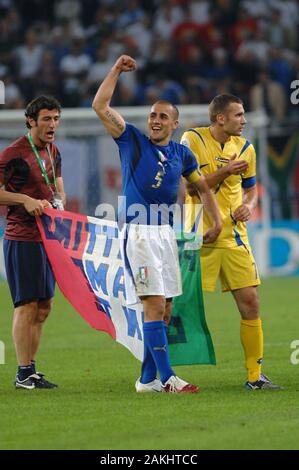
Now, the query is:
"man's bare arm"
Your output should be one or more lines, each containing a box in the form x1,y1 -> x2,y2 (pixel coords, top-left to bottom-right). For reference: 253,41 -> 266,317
92,55 -> 136,138
56,176 -> 66,206
0,185 -> 45,216
233,185 -> 258,222
186,154 -> 249,195
191,176 -> 222,244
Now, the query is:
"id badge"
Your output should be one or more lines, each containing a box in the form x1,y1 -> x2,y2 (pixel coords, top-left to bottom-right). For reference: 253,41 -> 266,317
52,192 -> 64,210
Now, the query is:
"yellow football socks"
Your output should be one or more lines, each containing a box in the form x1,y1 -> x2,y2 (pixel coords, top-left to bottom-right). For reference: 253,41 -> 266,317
240,318 -> 263,383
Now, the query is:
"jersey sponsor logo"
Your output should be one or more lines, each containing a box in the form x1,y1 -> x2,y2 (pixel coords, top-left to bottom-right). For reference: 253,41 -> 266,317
215,156 -> 230,163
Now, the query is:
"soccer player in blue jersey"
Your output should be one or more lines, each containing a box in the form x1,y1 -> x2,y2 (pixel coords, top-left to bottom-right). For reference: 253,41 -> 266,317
92,55 -> 222,394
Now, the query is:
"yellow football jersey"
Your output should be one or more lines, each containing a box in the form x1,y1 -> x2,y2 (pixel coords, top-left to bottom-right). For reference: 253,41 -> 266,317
181,127 -> 257,248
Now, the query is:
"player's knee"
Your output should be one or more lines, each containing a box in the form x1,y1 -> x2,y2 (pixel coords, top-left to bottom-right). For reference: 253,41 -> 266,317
37,299 -> 52,323
15,301 -> 38,324
249,294 -> 259,313
242,296 -> 260,318
142,296 -> 166,321
155,301 -> 166,319
36,307 -> 51,323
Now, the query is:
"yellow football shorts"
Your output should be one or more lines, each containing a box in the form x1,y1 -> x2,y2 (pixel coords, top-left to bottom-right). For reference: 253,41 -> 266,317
200,244 -> 261,292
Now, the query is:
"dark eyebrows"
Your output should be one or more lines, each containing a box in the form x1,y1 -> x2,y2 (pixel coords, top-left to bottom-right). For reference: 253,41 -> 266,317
150,111 -> 171,119
40,113 -> 60,119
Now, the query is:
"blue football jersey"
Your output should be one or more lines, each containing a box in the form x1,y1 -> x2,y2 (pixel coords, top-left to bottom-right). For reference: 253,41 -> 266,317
114,123 -> 198,225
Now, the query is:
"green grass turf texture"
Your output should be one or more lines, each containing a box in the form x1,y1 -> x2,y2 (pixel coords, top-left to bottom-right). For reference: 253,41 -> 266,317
0,277 -> 298,450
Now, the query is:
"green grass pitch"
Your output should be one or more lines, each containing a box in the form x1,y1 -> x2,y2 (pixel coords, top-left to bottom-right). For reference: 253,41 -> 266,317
0,278 -> 298,450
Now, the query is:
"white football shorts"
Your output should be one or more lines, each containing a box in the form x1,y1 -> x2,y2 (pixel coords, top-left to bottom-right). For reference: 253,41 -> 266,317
120,224 -> 182,304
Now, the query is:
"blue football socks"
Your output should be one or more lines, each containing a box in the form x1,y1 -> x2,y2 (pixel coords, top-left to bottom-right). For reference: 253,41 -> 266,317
140,342 -> 157,384
142,321 -> 174,384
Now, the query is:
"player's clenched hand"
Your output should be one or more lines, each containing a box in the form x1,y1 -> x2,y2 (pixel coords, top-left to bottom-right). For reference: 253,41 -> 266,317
113,55 -> 136,73
203,224 -> 222,244
233,203 -> 252,222
41,199 -> 52,209
226,154 -> 249,175
23,196 -> 45,216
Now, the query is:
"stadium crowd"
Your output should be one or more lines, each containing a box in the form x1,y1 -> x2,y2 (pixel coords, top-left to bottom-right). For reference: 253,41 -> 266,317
0,0 -> 298,124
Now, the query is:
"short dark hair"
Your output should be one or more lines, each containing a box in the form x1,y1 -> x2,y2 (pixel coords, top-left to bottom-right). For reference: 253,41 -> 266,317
209,94 -> 243,123
153,100 -> 179,120
25,95 -> 61,128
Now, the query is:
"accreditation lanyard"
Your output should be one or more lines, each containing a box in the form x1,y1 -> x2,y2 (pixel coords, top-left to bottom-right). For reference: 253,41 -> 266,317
27,132 -> 57,190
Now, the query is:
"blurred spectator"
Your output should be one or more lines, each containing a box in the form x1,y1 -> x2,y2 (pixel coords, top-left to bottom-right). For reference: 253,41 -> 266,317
153,0 -> 183,40
35,50 -> 61,98
54,0 -> 81,23
229,6 -> 257,51
126,15 -> 152,60
189,0 -> 211,25
116,0 -> 145,29
15,29 -> 44,100
60,39 -> 92,106
15,29 -> 44,79
267,8 -> 287,49
1,74 -> 23,109
87,44 -> 114,88
236,30 -> 270,65
268,47 -> 293,92
250,69 -> 287,123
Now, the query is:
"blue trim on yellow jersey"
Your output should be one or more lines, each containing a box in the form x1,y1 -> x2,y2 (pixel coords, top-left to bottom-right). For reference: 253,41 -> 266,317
221,143 -> 225,150
242,176 -> 256,188
239,140 -> 251,156
233,228 -> 249,252
188,129 -> 206,148
233,228 -> 243,246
